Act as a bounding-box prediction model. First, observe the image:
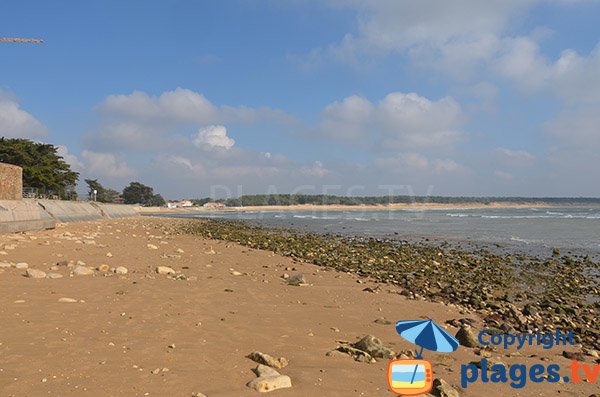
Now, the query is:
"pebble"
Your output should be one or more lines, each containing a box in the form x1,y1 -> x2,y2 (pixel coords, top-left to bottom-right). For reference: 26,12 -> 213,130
98,264 -> 110,272
114,266 -> 128,275
26,268 -> 47,279
231,270 -> 243,276
58,297 -> 78,303
147,244 -> 159,250
191,393 -> 207,397
286,273 -> 307,286
47,273 -> 63,279
73,265 -> 94,276
247,351 -> 289,369
15,262 -> 29,269
0,262 -> 11,268
156,266 -> 175,275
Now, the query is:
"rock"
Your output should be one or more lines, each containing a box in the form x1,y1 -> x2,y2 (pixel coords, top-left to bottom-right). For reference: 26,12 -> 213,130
247,364 -> 292,393
0,262 -> 11,268
106,252 -> 113,257
331,346 -> 375,363
431,378 -> 460,397
176,248 -> 185,253
287,273 -> 307,286
563,351 -> 586,361
151,368 -> 160,374
114,266 -> 128,275
147,244 -> 159,250
231,270 -> 243,276
191,393 -> 207,397
156,266 -> 175,275
352,335 -> 395,359
374,317 -> 393,325
73,265 -> 94,276
47,273 -> 63,279
98,264 -> 110,272
247,351 -> 289,369
58,297 -> 78,303
455,325 -> 478,348
26,268 -> 47,279
552,247 -> 561,256
15,262 -> 29,269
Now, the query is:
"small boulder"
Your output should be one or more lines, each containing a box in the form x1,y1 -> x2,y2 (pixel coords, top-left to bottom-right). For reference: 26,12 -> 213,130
247,364 -> 292,393
352,335 -> 395,359
286,273 -> 307,286
455,325 -> 478,348
26,268 -> 46,279
431,378 -> 460,397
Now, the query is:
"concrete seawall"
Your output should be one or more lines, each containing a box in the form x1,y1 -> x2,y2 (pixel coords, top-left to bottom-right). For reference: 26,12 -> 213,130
0,200 -> 139,233
0,200 -> 56,233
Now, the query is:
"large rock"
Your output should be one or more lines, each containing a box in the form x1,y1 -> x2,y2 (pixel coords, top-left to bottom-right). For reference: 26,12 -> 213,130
247,351 -> 288,369
352,335 -> 395,359
73,265 -> 94,276
26,268 -> 46,279
455,325 -> 478,348
247,364 -> 292,393
156,266 -> 175,275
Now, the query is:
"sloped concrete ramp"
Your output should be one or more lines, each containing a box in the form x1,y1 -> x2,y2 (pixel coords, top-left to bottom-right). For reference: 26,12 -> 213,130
0,200 -> 56,233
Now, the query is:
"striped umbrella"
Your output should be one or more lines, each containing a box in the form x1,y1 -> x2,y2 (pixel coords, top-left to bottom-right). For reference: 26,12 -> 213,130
395,319 -> 459,356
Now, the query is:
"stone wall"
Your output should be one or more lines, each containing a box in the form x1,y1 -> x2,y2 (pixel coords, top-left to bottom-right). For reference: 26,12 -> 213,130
0,163 -> 23,200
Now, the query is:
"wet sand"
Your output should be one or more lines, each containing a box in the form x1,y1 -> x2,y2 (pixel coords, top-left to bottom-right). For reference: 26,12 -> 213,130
0,217 -> 596,396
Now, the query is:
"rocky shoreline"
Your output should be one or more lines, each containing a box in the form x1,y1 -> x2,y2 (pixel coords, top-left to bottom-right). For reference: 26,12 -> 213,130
179,219 -> 600,352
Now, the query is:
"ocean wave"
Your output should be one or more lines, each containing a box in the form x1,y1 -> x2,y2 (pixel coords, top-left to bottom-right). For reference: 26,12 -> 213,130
446,213 -> 469,217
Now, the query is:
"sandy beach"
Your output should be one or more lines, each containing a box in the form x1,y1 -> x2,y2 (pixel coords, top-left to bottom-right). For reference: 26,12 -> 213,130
0,217 -> 597,397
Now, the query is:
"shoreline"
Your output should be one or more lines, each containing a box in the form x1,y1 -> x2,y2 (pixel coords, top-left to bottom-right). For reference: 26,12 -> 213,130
137,201 -> 578,214
0,217 -> 598,396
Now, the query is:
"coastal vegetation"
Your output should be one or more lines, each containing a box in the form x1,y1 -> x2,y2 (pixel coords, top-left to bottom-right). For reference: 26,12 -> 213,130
192,194 -> 600,207
122,182 -> 165,207
0,137 -> 79,199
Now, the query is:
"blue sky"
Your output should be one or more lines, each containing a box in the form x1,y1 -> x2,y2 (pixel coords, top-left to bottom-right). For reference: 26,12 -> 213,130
2,0 -> 600,198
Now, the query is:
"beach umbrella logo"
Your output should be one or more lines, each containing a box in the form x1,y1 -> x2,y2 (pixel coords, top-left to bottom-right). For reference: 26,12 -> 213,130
387,319 -> 459,396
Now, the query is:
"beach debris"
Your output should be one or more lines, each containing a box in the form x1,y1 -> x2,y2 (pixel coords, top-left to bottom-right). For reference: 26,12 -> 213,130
352,335 -> 395,359
430,378 -> 460,397
246,364 -> 292,393
15,262 -> 29,269
26,268 -> 46,279
58,297 -> 78,303
156,266 -> 176,275
455,325 -> 478,348
73,265 -> 94,276
47,272 -> 63,279
114,266 -> 128,275
246,351 -> 289,369
286,273 -> 307,286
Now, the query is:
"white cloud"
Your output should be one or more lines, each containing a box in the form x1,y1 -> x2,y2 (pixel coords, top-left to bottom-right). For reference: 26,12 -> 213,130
495,170 -> 514,180
192,125 -> 235,150
319,92 -> 465,149
56,145 -> 85,172
81,150 -> 135,178
98,88 -> 295,126
0,93 -> 47,138
494,148 -> 535,166
300,160 -> 330,177
375,153 -> 466,175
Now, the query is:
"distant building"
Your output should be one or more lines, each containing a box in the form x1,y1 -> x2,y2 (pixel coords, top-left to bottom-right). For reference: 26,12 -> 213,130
203,202 -> 226,209
165,200 -> 195,209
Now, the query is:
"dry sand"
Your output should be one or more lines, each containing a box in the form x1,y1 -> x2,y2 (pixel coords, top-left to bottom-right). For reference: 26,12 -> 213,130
0,218 -> 595,396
